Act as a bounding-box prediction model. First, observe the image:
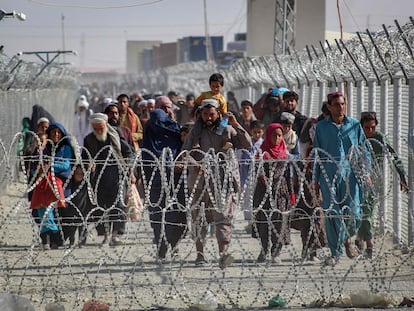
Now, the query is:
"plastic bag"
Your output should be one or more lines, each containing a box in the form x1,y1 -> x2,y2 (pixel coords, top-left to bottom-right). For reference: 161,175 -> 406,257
30,172 -> 66,209
127,183 -> 144,222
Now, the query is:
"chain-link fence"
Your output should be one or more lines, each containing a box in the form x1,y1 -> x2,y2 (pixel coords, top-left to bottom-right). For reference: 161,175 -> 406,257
0,52 -> 79,194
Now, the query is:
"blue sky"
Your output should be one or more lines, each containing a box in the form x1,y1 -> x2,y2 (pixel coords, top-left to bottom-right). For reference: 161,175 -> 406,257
0,0 -> 412,71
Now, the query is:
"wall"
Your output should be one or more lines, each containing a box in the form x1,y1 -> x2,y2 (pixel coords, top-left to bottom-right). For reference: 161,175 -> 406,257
247,0 -> 325,56
247,0 -> 275,56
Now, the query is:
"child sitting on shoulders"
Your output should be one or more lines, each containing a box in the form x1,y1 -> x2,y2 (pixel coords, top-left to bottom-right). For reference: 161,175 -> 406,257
189,73 -> 227,145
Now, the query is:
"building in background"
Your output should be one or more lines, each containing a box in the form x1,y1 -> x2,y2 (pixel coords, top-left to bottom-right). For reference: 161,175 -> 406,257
126,40 -> 161,74
130,36 -> 224,72
177,36 -> 223,63
152,42 -> 177,69
216,33 -> 246,70
227,32 -> 246,52
143,48 -> 153,72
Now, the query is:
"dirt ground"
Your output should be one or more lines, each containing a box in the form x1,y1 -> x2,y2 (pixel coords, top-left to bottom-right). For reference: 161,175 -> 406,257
0,181 -> 413,311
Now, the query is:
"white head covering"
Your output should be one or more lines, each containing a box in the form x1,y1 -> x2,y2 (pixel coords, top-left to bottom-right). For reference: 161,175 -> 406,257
281,112 -> 295,124
37,117 -> 50,125
103,97 -> 113,105
77,95 -> 89,109
138,100 -> 148,107
201,98 -> 219,109
89,113 -> 108,124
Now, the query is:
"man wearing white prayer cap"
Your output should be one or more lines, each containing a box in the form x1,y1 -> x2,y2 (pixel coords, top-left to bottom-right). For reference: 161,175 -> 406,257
83,112 -> 134,246
181,99 -> 252,269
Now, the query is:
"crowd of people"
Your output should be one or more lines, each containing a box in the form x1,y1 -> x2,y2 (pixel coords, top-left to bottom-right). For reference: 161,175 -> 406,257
20,72 -> 409,268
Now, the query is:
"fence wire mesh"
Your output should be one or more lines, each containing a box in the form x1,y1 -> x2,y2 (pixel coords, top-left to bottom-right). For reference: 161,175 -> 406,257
0,52 -> 79,195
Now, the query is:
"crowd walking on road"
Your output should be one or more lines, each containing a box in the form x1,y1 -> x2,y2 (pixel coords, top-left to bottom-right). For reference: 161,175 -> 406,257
19,73 -> 410,268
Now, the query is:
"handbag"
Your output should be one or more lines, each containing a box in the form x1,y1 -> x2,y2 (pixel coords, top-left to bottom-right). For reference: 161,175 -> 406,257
30,171 -> 66,209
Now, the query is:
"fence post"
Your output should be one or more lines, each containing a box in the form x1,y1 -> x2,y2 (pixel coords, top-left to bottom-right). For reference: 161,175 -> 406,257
367,80 -> 376,112
319,82 -> 326,111
248,86 -> 254,104
392,77 -> 402,244
356,81 -> 364,119
346,83 -> 354,117
298,84 -> 306,113
379,79 -> 389,234
306,82 -> 314,117
408,78 -> 414,246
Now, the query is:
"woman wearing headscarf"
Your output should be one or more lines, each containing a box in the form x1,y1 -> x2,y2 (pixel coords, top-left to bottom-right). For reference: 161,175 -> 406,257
46,123 -> 75,189
141,109 -> 187,261
29,104 -> 55,132
31,122 -> 75,249
252,123 -> 294,263
290,117 -> 327,262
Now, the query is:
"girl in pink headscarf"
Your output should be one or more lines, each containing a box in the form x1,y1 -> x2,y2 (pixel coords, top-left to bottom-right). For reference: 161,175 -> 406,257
252,123 -> 294,263
260,123 -> 288,160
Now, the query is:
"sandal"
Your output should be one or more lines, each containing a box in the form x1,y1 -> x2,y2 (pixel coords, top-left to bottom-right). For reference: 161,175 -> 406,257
324,256 -> 339,266
355,238 -> 363,252
344,240 -> 358,259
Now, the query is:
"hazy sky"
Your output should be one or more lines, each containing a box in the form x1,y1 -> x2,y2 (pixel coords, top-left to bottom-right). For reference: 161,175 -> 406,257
1,0 -> 413,72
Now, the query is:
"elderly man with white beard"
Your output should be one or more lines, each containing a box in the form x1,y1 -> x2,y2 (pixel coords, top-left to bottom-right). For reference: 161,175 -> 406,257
82,113 -> 134,246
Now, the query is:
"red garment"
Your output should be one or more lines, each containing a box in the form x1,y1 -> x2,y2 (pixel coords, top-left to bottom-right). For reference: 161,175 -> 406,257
126,107 -> 137,134
260,123 -> 288,160
259,123 -> 295,205
30,172 -> 66,209
120,125 -> 134,147
126,107 -> 140,150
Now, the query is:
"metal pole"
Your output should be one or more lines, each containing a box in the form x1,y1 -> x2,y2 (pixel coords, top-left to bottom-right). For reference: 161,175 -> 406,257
408,78 -> 414,246
393,77 -> 402,243
379,79 -> 389,234
367,80 -> 376,112
61,13 -> 66,64
307,81 -> 314,117
282,0 -> 288,55
356,81 -> 364,119
319,81 -> 326,111
203,0 -> 211,62
347,83 -> 354,118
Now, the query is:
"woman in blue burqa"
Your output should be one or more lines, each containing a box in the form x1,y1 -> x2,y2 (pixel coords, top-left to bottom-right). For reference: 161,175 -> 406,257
141,109 -> 188,261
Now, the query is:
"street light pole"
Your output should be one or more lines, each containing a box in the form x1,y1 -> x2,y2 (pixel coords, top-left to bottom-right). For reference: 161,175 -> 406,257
61,14 -> 66,63
203,0 -> 213,62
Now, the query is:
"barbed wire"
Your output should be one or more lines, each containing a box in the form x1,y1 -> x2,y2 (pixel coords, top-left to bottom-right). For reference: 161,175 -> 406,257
0,132 -> 411,309
0,16 -> 413,311
0,53 -> 80,91
131,18 -> 414,94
